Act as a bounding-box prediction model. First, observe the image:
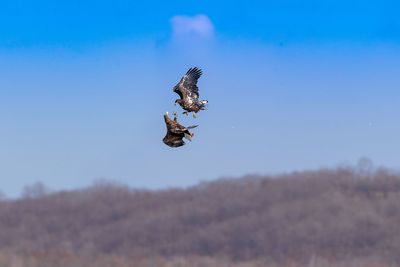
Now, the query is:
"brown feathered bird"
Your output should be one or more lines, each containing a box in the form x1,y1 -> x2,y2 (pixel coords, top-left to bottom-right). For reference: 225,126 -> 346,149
162,112 -> 198,148
173,67 -> 208,118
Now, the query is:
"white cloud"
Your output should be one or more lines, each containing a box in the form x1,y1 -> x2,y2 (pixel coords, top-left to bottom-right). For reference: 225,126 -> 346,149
171,14 -> 214,39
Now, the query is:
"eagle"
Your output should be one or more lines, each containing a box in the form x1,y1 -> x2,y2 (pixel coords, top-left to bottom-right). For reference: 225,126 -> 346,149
162,112 -> 198,148
173,67 -> 208,118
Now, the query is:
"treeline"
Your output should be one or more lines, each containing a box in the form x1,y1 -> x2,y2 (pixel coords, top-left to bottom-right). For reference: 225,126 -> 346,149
1,164 -> 400,265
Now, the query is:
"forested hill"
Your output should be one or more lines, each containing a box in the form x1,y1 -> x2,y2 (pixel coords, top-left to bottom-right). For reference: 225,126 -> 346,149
1,166 -> 400,264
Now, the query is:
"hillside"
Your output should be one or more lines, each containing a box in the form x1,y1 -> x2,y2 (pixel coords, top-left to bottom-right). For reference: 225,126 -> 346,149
1,165 -> 400,266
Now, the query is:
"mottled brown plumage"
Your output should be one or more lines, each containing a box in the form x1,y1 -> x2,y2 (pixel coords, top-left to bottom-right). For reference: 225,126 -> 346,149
162,112 -> 198,148
173,67 -> 208,117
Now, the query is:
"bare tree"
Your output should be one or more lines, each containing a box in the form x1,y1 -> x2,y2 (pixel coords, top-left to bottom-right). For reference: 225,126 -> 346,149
0,165 -> 399,266
21,182 -> 49,199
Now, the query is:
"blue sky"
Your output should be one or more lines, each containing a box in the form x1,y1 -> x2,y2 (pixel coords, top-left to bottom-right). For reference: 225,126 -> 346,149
0,0 -> 399,197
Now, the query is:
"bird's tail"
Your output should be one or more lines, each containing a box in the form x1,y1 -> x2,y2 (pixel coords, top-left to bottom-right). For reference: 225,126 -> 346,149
200,100 -> 208,110
184,133 -> 193,141
184,126 -> 197,141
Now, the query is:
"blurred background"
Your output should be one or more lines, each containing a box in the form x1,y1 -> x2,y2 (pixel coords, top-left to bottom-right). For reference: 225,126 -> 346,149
0,1 -> 400,266
1,0 -> 399,197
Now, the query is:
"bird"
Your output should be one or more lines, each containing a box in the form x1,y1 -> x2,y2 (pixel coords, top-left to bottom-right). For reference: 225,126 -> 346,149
162,112 -> 198,148
173,67 -> 208,118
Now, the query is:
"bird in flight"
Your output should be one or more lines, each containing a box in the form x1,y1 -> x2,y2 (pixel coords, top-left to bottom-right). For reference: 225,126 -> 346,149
162,112 -> 198,148
173,67 -> 208,118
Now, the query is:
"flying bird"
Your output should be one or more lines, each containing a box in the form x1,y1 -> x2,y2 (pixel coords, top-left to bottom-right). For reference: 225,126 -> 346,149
173,67 -> 208,118
162,112 -> 198,148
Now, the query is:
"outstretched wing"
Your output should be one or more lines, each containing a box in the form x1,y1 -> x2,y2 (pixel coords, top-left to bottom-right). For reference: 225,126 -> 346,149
163,132 -> 185,147
173,67 -> 202,99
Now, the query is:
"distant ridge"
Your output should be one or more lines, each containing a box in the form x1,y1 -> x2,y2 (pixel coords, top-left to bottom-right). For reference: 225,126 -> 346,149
0,166 -> 399,265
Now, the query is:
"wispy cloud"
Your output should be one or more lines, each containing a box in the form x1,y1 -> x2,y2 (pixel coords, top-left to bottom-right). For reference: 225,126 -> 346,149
170,14 -> 214,39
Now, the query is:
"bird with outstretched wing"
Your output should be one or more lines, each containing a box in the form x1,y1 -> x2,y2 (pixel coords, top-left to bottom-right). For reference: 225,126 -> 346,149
162,112 -> 198,148
173,67 -> 208,118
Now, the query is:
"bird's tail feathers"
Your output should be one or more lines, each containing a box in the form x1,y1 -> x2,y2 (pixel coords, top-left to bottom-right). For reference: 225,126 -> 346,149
200,100 -> 208,110
184,133 -> 193,141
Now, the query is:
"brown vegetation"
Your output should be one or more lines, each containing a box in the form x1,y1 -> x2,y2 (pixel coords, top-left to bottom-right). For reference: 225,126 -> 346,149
0,164 -> 400,266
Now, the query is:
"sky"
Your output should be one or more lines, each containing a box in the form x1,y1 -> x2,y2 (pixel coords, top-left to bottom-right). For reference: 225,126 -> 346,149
0,0 -> 399,197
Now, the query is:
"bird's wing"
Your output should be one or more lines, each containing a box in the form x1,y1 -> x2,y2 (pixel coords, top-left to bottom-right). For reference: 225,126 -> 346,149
173,67 -> 202,99
169,124 -> 188,134
164,113 -> 188,134
187,125 -> 198,129
163,132 -> 185,147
